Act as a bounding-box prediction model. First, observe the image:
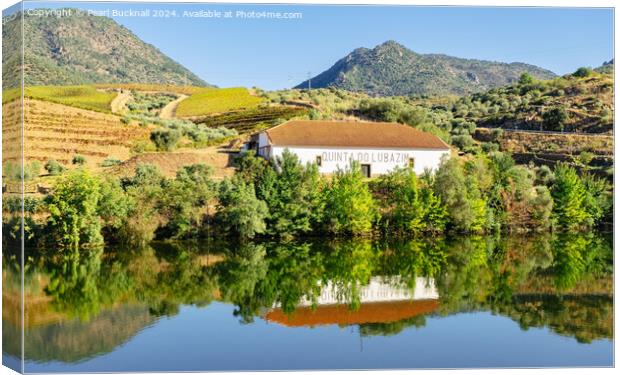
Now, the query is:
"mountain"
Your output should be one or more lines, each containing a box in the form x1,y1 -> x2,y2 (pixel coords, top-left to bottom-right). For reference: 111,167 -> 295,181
296,40 -> 556,96
595,59 -> 614,74
2,9 -> 209,87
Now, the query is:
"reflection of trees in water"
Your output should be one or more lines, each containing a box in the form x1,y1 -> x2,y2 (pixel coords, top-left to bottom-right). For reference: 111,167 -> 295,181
3,242 -> 222,362
45,247 -> 104,320
359,315 -> 428,337
433,232 -> 613,342
494,294 -> 613,344
2,232 -> 613,363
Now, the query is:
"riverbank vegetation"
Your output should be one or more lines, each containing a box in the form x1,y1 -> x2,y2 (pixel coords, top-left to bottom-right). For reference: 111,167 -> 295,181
5,145 -> 611,251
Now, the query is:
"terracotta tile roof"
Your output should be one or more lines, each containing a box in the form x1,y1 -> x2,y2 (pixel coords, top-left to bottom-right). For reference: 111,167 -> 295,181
265,120 -> 450,149
264,299 -> 439,327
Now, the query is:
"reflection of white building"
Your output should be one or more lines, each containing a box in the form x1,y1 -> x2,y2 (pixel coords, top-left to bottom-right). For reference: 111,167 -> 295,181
297,276 -> 438,306
265,277 -> 439,327
246,120 -> 450,177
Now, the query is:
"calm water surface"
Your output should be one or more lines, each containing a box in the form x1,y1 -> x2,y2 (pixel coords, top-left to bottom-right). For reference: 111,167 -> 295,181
2,234 -> 614,372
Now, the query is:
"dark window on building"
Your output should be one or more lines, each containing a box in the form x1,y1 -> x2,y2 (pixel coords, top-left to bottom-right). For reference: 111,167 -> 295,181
316,155 -> 322,166
361,164 -> 371,178
408,157 -> 415,169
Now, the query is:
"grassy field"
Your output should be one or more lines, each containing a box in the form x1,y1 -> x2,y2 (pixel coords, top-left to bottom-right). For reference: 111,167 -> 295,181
176,87 -> 263,117
2,86 -> 118,113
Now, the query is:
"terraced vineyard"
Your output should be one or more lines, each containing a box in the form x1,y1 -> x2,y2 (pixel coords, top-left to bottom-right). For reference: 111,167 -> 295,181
475,128 -> 614,177
2,99 -> 150,169
195,105 -> 308,133
176,87 -> 264,117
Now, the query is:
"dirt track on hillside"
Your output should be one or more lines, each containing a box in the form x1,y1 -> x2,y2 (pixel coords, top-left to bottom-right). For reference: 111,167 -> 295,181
110,91 -> 133,114
159,94 -> 188,119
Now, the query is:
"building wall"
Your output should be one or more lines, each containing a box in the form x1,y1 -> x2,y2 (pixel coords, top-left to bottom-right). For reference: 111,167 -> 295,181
267,145 -> 449,175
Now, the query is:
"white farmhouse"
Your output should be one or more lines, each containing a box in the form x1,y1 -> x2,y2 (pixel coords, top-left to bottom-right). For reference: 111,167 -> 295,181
247,120 -> 450,177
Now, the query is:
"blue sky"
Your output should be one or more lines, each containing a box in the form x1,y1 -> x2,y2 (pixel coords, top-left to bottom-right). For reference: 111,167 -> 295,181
22,2 -> 614,90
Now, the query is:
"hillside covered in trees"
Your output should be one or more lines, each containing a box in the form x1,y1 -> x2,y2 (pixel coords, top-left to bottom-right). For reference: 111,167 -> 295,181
2,9 -> 209,87
296,40 -> 556,96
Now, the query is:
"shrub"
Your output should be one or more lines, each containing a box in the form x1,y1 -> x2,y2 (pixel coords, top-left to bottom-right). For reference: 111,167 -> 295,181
490,128 -> 504,141
150,129 -> 181,151
3,161 -> 40,181
44,159 -> 65,176
481,142 -> 499,153
576,151 -> 595,167
572,67 -> 593,78
72,155 -> 86,166
24,161 -> 41,181
100,158 -> 122,167
451,134 -> 474,150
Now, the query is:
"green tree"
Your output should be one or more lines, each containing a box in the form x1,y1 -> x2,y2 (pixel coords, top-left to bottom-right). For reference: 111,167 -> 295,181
499,166 -> 553,231
323,162 -> 377,235
582,173 -> 612,226
46,169 -> 103,250
542,106 -> 568,132
375,167 -> 425,233
433,158 -> 487,232
234,150 -> 270,185
518,72 -> 534,85
551,164 -> 591,230
419,184 -> 448,233
216,177 -> 268,239
257,149 -> 324,238
118,164 -> 166,247
97,176 -> 130,230
161,164 -> 217,238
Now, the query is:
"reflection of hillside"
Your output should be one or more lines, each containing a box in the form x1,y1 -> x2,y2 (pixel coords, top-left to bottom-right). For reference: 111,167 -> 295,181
3,304 -> 156,363
3,288 -> 65,328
